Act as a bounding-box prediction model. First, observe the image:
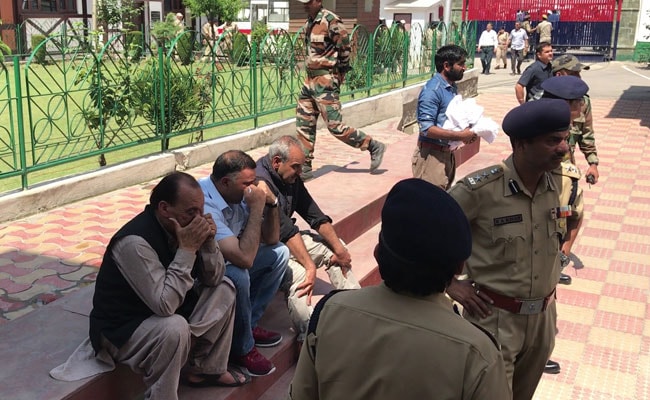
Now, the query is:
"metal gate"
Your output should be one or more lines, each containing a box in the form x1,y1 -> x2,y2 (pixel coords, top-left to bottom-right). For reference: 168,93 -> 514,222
464,0 -> 621,60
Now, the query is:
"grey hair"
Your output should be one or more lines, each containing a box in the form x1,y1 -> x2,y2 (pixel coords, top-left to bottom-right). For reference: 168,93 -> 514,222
268,135 -> 304,162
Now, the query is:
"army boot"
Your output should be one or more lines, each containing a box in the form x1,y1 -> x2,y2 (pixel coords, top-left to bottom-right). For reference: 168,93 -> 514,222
300,160 -> 314,181
368,139 -> 386,172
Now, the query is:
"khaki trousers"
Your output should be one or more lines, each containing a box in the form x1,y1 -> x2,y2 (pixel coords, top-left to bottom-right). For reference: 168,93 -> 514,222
411,145 -> 456,190
102,280 -> 236,400
465,301 -> 557,400
285,232 -> 360,342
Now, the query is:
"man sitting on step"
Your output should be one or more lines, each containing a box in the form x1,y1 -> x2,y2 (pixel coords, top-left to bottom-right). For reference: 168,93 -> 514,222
88,172 -> 247,399
255,135 -> 360,343
199,151 -> 290,377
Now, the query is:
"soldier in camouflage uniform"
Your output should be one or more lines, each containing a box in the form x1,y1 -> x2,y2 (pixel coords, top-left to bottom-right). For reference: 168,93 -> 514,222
546,55 -> 599,183
540,73 -> 595,375
295,0 -> 386,180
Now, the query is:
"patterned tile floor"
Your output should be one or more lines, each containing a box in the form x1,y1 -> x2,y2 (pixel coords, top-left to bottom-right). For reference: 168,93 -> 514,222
0,61 -> 649,399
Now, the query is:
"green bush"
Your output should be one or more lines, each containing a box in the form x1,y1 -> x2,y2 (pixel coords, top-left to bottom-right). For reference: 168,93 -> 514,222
125,30 -> 143,62
0,41 -> 11,57
131,57 -> 210,136
31,34 -> 48,64
231,32 -> 250,66
176,31 -> 195,65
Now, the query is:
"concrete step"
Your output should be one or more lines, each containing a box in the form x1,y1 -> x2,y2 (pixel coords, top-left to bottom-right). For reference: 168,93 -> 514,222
258,365 -> 296,400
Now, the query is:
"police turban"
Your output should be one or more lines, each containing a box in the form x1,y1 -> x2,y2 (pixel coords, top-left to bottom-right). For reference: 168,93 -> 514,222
502,99 -> 571,139
376,178 -> 471,269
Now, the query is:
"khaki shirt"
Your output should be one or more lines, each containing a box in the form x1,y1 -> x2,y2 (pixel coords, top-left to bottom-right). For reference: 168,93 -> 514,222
449,156 -> 583,299
290,284 -> 511,400
536,20 -> 553,42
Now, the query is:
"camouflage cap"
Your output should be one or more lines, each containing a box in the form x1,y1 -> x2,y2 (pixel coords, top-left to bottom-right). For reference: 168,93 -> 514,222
552,54 -> 590,73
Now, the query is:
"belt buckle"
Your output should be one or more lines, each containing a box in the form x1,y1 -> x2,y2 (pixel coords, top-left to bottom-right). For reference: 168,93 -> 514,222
518,298 -> 545,315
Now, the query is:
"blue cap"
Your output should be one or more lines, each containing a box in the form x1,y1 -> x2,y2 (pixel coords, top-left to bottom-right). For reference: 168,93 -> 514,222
502,99 -> 571,139
541,75 -> 589,100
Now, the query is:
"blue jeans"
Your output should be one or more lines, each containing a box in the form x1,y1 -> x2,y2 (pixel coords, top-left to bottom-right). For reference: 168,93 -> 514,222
226,243 -> 289,357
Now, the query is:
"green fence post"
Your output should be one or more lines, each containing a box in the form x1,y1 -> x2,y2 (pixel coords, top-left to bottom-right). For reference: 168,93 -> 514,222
158,45 -> 166,150
252,40 -> 258,128
367,33 -> 374,98
402,30 -> 404,87
13,55 -> 28,189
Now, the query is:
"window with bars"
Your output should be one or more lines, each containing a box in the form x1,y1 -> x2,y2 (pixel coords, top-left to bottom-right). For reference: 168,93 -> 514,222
21,0 -> 77,13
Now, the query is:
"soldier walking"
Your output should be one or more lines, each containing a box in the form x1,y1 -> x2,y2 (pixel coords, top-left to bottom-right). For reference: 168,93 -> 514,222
295,0 -> 386,180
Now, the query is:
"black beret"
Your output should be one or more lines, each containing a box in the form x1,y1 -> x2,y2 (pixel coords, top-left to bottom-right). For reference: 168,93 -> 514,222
377,179 -> 471,269
541,75 -> 589,100
502,99 -> 571,139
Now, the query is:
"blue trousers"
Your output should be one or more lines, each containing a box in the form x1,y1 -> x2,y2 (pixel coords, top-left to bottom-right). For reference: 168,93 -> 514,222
480,46 -> 494,73
226,243 -> 289,357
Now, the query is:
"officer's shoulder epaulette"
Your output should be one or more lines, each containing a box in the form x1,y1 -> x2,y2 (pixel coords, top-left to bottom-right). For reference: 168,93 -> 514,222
552,162 -> 581,180
462,165 -> 504,190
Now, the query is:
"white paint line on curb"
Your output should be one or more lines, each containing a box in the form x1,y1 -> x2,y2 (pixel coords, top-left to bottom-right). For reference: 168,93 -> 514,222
622,65 -> 650,80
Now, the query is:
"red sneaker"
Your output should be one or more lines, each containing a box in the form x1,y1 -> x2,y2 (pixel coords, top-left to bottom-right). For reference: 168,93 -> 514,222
238,347 -> 276,376
252,326 -> 282,348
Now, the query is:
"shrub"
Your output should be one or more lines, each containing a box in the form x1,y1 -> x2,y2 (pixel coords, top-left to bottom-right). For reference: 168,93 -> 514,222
0,41 -> 11,57
176,31 -> 195,65
131,57 -> 210,136
125,30 -> 143,62
31,34 -> 48,64
231,31 -> 250,66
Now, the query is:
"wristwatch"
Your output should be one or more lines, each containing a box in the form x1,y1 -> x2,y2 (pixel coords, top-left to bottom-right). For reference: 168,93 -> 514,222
267,197 -> 279,208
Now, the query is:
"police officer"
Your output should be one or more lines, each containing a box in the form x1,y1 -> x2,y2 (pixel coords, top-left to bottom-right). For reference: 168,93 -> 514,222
295,0 -> 386,180
447,99 -> 584,400
289,179 -> 511,399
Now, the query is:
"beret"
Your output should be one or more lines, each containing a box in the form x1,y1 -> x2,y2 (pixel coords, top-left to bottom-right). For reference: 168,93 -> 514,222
541,75 -> 589,100
377,179 -> 471,269
502,99 -> 571,139
552,54 -> 590,73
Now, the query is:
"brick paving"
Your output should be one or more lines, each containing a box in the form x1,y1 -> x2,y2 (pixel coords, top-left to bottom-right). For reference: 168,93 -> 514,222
0,61 -> 649,399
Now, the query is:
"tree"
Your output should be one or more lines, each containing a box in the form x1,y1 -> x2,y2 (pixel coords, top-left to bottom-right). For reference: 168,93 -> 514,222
96,0 -> 141,31
183,0 -> 244,26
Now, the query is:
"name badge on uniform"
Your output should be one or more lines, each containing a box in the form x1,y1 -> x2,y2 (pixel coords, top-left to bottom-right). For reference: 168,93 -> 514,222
550,206 -> 571,220
493,214 -> 523,226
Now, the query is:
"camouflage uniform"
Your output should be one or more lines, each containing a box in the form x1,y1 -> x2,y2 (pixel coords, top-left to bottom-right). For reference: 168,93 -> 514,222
567,96 -> 599,166
296,8 -> 372,168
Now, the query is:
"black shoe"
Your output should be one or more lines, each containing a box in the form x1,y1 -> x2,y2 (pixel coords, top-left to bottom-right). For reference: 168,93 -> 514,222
559,273 -> 572,285
544,359 -> 561,374
368,140 -> 386,172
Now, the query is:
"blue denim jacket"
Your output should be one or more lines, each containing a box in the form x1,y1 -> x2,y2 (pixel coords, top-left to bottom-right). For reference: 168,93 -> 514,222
417,73 -> 457,146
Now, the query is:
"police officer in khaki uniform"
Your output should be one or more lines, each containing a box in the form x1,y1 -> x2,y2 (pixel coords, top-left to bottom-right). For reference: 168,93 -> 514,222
290,179 -> 511,400
447,98 -> 583,400
295,0 -> 386,180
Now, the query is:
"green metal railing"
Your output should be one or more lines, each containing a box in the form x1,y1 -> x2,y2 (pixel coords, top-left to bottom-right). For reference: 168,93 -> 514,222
0,21 -> 475,194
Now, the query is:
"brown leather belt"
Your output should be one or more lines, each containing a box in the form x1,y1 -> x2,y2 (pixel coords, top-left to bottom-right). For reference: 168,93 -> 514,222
477,285 -> 556,315
418,141 -> 452,153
